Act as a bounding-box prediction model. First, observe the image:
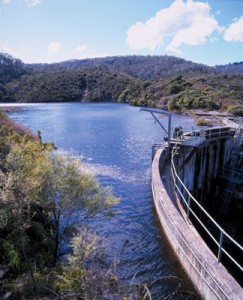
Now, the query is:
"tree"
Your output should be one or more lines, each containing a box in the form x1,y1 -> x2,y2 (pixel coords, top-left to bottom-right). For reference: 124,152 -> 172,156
0,139 -> 54,272
0,114 -> 118,274
43,154 -> 118,264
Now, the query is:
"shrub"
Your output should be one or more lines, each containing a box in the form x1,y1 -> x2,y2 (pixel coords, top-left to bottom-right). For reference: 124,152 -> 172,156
196,118 -> 213,127
227,105 -> 243,117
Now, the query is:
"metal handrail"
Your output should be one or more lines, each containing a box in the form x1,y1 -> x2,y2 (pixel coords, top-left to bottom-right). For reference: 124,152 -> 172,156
195,127 -> 232,140
171,141 -> 243,272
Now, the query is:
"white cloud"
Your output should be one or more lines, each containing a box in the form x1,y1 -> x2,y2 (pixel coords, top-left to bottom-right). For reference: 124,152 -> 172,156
47,42 -> 61,56
74,44 -> 89,52
3,0 -> 11,4
224,16 -> 243,42
25,0 -> 41,8
126,0 -> 222,53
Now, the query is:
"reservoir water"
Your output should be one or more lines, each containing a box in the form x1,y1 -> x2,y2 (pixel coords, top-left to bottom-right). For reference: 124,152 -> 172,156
5,102 -> 199,298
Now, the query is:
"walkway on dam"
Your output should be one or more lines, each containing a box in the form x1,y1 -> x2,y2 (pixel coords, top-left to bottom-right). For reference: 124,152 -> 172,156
152,147 -> 243,300
161,159 -> 182,214
161,157 -> 195,230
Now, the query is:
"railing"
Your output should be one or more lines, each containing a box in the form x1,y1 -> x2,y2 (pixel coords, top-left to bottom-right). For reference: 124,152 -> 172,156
170,141 -> 243,273
188,126 -> 233,140
171,126 -> 234,148
222,117 -> 243,129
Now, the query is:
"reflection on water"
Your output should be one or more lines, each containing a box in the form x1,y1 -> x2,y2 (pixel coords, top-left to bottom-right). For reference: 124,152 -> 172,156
5,102 -> 199,298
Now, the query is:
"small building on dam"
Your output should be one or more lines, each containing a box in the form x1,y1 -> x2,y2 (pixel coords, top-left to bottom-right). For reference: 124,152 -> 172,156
143,108 -> 243,300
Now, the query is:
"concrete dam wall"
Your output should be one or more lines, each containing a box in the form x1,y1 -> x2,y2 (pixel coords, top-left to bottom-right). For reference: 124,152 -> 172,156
152,128 -> 243,300
175,139 -> 232,203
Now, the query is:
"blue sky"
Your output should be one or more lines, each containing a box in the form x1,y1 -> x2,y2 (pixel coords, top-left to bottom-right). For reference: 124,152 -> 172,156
0,0 -> 242,65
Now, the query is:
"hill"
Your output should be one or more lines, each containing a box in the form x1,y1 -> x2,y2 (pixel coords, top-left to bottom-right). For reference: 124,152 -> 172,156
26,55 -> 215,80
0,53 -> 25,84
0,53 -> 243,115
215,62 -> 243,75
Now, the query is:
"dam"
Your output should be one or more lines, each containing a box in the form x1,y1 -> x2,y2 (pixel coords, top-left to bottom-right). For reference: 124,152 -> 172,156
142,108 -> 243,299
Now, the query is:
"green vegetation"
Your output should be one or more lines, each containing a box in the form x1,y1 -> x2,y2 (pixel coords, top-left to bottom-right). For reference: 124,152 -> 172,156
1,52 -> 243,115
0,111 -> 123,298
168,74 -> 192,95
167,89 -> 220,112
195,117 -> 214,127
227,105 -> 243,117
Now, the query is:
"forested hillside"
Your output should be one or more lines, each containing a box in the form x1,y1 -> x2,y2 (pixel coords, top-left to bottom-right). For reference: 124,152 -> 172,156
0,53 -> 25,84
215,62 -> 243,75
26,55 -> 215,80
0,52 -> 243,115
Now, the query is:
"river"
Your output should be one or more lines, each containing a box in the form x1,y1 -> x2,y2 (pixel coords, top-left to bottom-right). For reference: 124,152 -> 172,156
3,102 -> 199,298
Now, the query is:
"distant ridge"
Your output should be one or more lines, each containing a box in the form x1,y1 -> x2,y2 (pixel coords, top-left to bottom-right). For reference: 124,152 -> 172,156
1,52 -> 243,81
0,52 -> 242,116
25,55 -> 215,80
215,62 -> 243,75
0,52 -> 25,84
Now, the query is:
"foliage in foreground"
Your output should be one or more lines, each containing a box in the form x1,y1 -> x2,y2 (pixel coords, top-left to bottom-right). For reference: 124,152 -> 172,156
0,112 -> 198,299
0,111 -> 120,298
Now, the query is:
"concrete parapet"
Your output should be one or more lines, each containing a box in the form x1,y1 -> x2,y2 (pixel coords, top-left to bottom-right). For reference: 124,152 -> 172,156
152,147 -> 243,300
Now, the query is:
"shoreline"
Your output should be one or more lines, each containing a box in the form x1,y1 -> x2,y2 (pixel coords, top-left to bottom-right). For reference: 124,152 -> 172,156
0,102 -> 234,127
0,106 -> 25,113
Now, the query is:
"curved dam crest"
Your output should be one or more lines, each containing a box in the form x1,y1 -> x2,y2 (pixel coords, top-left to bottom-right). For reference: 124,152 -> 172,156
152,125 -> 243,299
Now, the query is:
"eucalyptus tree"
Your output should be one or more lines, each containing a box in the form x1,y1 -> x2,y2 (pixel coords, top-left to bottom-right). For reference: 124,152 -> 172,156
43,154 -> 118,264
0,114 -> 118,273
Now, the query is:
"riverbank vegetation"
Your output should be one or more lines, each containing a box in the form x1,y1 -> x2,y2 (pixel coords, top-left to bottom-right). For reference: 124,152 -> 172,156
0,111 -> 125,298
1,53 -> 243,116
